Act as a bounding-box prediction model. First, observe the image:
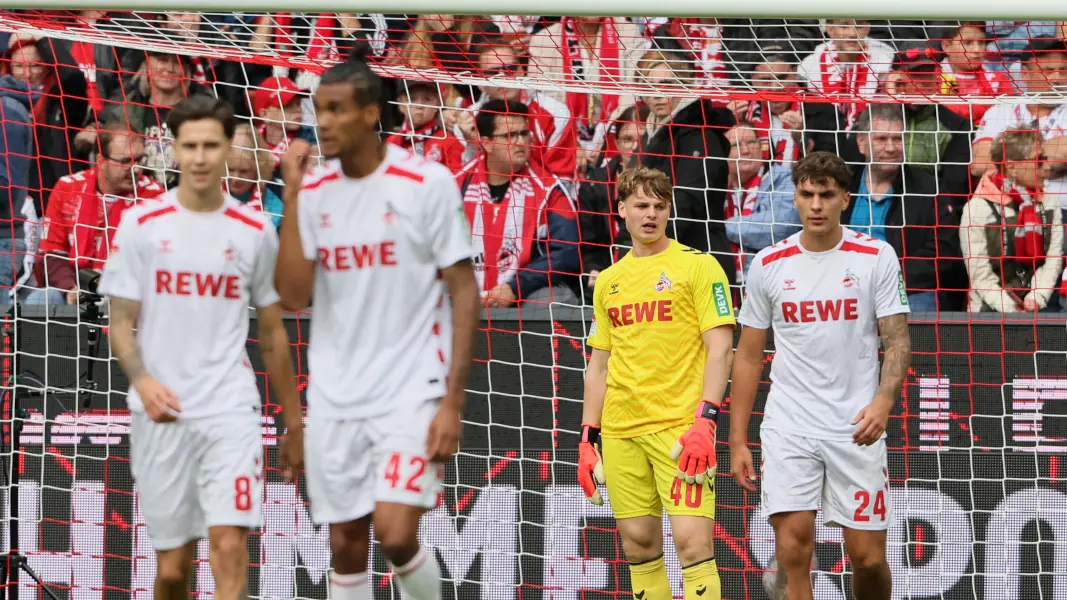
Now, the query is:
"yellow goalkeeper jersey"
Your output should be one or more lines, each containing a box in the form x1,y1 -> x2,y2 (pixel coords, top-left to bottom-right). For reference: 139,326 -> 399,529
588,240 -> 736,439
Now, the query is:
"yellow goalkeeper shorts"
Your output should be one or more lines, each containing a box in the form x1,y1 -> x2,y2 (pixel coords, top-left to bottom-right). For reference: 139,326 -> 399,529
601,423 -> 716,520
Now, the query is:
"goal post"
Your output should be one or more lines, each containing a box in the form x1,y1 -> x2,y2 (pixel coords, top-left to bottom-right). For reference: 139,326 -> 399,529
0,9 -> 1065,600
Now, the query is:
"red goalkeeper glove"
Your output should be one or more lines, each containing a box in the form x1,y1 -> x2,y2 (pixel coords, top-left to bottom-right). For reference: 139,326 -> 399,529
669,401 -> 720,485
577,424 -> 606,505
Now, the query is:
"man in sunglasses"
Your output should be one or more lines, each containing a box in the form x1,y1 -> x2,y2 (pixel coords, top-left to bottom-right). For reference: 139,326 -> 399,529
463,39 -> 577,178
28,121 -> 164,304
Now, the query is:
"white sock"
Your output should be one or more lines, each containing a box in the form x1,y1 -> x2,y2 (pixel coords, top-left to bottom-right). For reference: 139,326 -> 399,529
392,546 -> 442,600
329,571 -> 369,600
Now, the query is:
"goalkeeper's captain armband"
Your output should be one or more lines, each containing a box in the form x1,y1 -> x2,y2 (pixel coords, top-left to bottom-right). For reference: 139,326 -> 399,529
577,424 -> 606,506
670,400 -> 721,485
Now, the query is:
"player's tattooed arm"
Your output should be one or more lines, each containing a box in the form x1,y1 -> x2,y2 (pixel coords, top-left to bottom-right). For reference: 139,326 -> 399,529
108,297 -> 148,384
876,313 -> 912,406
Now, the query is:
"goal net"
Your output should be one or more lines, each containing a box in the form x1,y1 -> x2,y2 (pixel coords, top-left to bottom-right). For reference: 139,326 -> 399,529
0,9 -> 1066,600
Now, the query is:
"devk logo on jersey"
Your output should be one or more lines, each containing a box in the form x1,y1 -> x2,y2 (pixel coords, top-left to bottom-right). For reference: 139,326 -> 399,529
318,241 -> 398,271
781,298 -> 859,323
155,270 -> 241,299
607,300 -> 673,327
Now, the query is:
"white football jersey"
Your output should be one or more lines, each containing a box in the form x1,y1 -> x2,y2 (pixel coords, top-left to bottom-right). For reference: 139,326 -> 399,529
737,228 -> 910,440
98,191 -> 280,419
296,144 -> 475,420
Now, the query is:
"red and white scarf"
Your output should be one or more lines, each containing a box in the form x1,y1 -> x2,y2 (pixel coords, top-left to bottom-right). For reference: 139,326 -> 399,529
222,181 -> 265,211
818,42 -> 872,128
389,119 -> 444,157
560,17 -> 621,146
461,162 -> 537,293
992,171 -> 1047,270
743,101 -> 801,165
257,123 -> 294,168
725,167 -> 765,280
665,18 -> 727,86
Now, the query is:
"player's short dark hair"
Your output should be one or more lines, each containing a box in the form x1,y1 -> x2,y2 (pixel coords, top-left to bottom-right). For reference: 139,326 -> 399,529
320,43 -> 396,131
166,95 -> 236,140
792,151 -> 852,192
617,166 -> 672,204
476,99 -> 530,139
320,43 -> 382,107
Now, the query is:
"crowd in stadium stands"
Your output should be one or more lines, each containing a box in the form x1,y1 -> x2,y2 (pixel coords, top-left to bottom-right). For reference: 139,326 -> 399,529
1,14 -> 1067,313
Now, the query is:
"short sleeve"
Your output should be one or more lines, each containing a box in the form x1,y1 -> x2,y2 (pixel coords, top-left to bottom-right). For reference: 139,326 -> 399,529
736,257 -> 773,329
974,105 -> 1010,143
874,245 -> 911,318
426,171 -> 475,270
251,227 -> 282,308
690,254 -> 736,332
296,189 -> 319,262
97,217 -> 144,301
587,276 -> 613,351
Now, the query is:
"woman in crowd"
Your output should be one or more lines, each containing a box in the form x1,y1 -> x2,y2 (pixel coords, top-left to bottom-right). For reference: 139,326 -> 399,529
227,124 -> 283,229
961,129 -> 1064,312
634,49 -> 736,284
3,36 -> 90,210
577,103 -> 648,298
101,50 -> 212,188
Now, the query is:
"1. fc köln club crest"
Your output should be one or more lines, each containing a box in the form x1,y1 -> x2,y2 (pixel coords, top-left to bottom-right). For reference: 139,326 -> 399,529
655,272 -> 673,292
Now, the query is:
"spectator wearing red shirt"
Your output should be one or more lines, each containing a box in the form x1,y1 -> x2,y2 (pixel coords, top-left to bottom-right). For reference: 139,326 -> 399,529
28,123 -> 164,304
387,80 -> 465,173
938,22 -> 1014,123
461,39 -> 577,178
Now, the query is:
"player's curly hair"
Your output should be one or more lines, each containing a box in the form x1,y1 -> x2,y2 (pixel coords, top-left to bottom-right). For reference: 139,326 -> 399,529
792,151 -> 852,192
617,166 -> 672,204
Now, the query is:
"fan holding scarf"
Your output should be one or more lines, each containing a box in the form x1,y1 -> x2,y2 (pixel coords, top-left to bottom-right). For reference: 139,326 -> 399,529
961,129 -> 1064,312
455,99 -> 581,307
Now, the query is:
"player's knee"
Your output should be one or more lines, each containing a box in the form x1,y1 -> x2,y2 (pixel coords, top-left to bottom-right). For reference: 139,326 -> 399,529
376,524 -> 421,565
330,520 -> 372,572
618,524 -> 663,563
672,530 -> 715,566
155,555 -> 192,588
209,530 -> 249,568
848,545 -> 888,573
773,519 -> 815,569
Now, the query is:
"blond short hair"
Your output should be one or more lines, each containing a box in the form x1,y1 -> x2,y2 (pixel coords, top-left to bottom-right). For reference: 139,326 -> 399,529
617,166 -> 672,203
230,123 -> 275,182
636,49 -> 691,86
991,128 -> 1043,164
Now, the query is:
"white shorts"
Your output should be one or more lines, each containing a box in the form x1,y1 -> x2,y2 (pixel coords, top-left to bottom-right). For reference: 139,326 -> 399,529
130,412 -> 264,551
760,428 -> 893,530
305,398 -> 443,525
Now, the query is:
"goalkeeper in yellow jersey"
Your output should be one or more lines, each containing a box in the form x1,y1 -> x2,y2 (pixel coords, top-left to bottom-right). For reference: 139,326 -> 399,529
579,166 -> 736,600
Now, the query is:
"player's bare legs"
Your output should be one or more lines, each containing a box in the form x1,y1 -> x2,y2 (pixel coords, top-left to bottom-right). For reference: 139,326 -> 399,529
616,516 -> 672,600
842,528 -> 891,600
328,516 -> 373,598
770,511 -> 817,600
208,525 -> 251,600
153,542 -> 196,600
375,502 -> 441,599
668,514 -> 719,600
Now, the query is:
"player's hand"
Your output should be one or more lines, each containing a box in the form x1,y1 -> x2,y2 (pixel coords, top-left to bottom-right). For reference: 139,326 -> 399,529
577,424 -> 606,505
281,138 -> 313,190
729,442 -> 758,493
426,401 -> 463,462
136,377 -> 181,423
670,401 -> 720,484
280,422 -> 305,483
852,396 -> 892,446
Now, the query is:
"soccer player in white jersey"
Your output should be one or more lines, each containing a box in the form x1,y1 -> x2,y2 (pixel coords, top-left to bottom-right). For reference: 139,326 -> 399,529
274,46 -> 481,600
728,152 -> 912,600
99,96 -> 305,600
